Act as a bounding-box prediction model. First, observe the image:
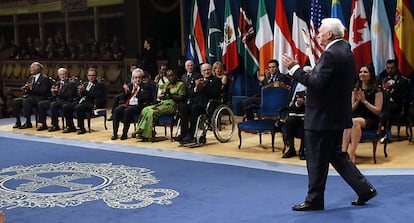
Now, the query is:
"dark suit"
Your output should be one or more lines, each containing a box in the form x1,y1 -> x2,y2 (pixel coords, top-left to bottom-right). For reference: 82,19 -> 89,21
38,79 -> 78,128
177,72 -> 202,139
182,75 -> 222,139
13,73 -> 52,125
112,82 -> 153,138
292,40 -> 375,207
63,80 -> 106,131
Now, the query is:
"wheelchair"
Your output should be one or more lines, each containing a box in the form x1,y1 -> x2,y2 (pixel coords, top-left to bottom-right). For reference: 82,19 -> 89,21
180,99 -> 235,147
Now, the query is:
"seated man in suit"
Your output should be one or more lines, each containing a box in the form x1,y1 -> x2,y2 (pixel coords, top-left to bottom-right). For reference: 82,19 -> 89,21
36,67 -> 79,131
12,61 -> 52,129
108,64 -> 136,121
174,60 -> 202,142
111,68 -> 153,140
281,89 -> 306,160
62,67 -> 106,134
242,59 -> 291,120
178,63 -> 222,144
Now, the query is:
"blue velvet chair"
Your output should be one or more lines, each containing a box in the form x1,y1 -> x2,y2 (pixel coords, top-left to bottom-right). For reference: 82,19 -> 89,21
237,86 -> 290,152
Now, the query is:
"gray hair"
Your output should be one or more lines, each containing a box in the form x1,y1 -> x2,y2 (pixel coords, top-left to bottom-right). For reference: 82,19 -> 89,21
57,67 -> 67,74
321,18 -> 345,38
31,61 -> 43,70
132,68 -> 144,78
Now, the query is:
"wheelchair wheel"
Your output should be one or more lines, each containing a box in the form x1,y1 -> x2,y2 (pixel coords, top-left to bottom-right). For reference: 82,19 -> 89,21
197,134 -> 207,145
212,105 -> 235,143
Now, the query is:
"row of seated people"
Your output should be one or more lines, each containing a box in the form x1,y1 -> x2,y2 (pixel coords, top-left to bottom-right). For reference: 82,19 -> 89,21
12,61 -> 106,134
240,58 -> 405,163
108,60 -> 225,143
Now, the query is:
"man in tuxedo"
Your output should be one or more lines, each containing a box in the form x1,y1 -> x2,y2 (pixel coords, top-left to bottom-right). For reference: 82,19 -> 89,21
282,18 -> 377,211
62,67 -> 106,134
111,68 -> 153,140
178,63 -> 221,144
378,59 -> 409,129
12,61 -> 52,129
242,59 -> 291,120
37,67 -> 78,131
281,88 -> 306,160
174,60 -> 202,142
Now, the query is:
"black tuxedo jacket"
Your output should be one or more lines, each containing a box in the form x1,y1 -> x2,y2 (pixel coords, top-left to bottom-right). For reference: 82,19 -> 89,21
26,73 -> 52,101
292,40 -> 354,131
192,76 -> 222,107
78,80 -> 106,106
55,79 -> 78,102
181,72 -> 202,99
120,83 -> 153,107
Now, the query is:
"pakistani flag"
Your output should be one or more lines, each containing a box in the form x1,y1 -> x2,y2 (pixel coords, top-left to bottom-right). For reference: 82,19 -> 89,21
207,0 -> 223,64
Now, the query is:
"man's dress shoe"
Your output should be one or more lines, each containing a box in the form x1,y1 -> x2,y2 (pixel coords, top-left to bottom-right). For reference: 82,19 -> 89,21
299,152 -> 306,160
120,134 -> 128,140
37,125 -> 48,131
111,135 -> 118,140
13,123 -> 21,128
19,122 -> 32,129
352,188 -> 377,205
292,202 -> 324,211
63,127 -> 77,133
282,150 -> 297,158
48,126 -> 60,132
77,129 -> 87,135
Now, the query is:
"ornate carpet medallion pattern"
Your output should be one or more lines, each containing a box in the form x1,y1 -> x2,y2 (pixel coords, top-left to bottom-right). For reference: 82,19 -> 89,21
0,162 -> 179,209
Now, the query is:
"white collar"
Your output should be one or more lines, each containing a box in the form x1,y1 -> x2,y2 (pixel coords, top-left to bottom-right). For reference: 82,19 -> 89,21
324,39 -> 342,50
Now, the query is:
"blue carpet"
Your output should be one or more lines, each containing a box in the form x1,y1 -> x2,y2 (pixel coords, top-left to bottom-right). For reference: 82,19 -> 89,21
0,131 -> 413,223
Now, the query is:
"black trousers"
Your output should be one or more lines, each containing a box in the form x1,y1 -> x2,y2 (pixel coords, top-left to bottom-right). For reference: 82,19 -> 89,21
112,104 -> 142,136
304,129 -> 375,206
12,97 -> 40,123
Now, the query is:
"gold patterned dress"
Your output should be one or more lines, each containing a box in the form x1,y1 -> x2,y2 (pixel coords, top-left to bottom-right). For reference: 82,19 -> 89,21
135,81 -> 185,140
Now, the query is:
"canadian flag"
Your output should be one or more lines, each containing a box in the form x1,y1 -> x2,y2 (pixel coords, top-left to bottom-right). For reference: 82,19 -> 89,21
349,0 -> 372,71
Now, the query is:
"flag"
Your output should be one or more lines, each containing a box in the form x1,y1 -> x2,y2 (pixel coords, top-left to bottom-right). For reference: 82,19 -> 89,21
310,0 -> 324,60
188,0 -> 207,65
207,0 -> 223,64
255,0 -> 273,75
273,0 -> 294,74
394,0 -> 414,75
371,0 -> 395,76
222,0 -> 239,73
331,0 -> 348,40
331,0 -> 346,27
292,12 -> 310,67
237,6 -> 259,75
349,0 -> 372,71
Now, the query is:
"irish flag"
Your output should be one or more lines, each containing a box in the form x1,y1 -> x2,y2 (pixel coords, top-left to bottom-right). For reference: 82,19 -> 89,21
222,0 -> 239,73
255,0 -> 273,75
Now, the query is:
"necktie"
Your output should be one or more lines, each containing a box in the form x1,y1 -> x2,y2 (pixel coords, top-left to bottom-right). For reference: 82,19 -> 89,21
187,74 -> 191,82
126,86 -> 139,105
86,82 -> 93,91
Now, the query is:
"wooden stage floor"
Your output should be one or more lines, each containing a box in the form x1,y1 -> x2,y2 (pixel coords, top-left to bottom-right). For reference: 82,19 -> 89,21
1,114 -> 413,169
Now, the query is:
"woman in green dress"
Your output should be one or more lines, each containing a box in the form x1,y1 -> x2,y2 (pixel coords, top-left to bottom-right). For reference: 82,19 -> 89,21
135,70 -> 185,140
